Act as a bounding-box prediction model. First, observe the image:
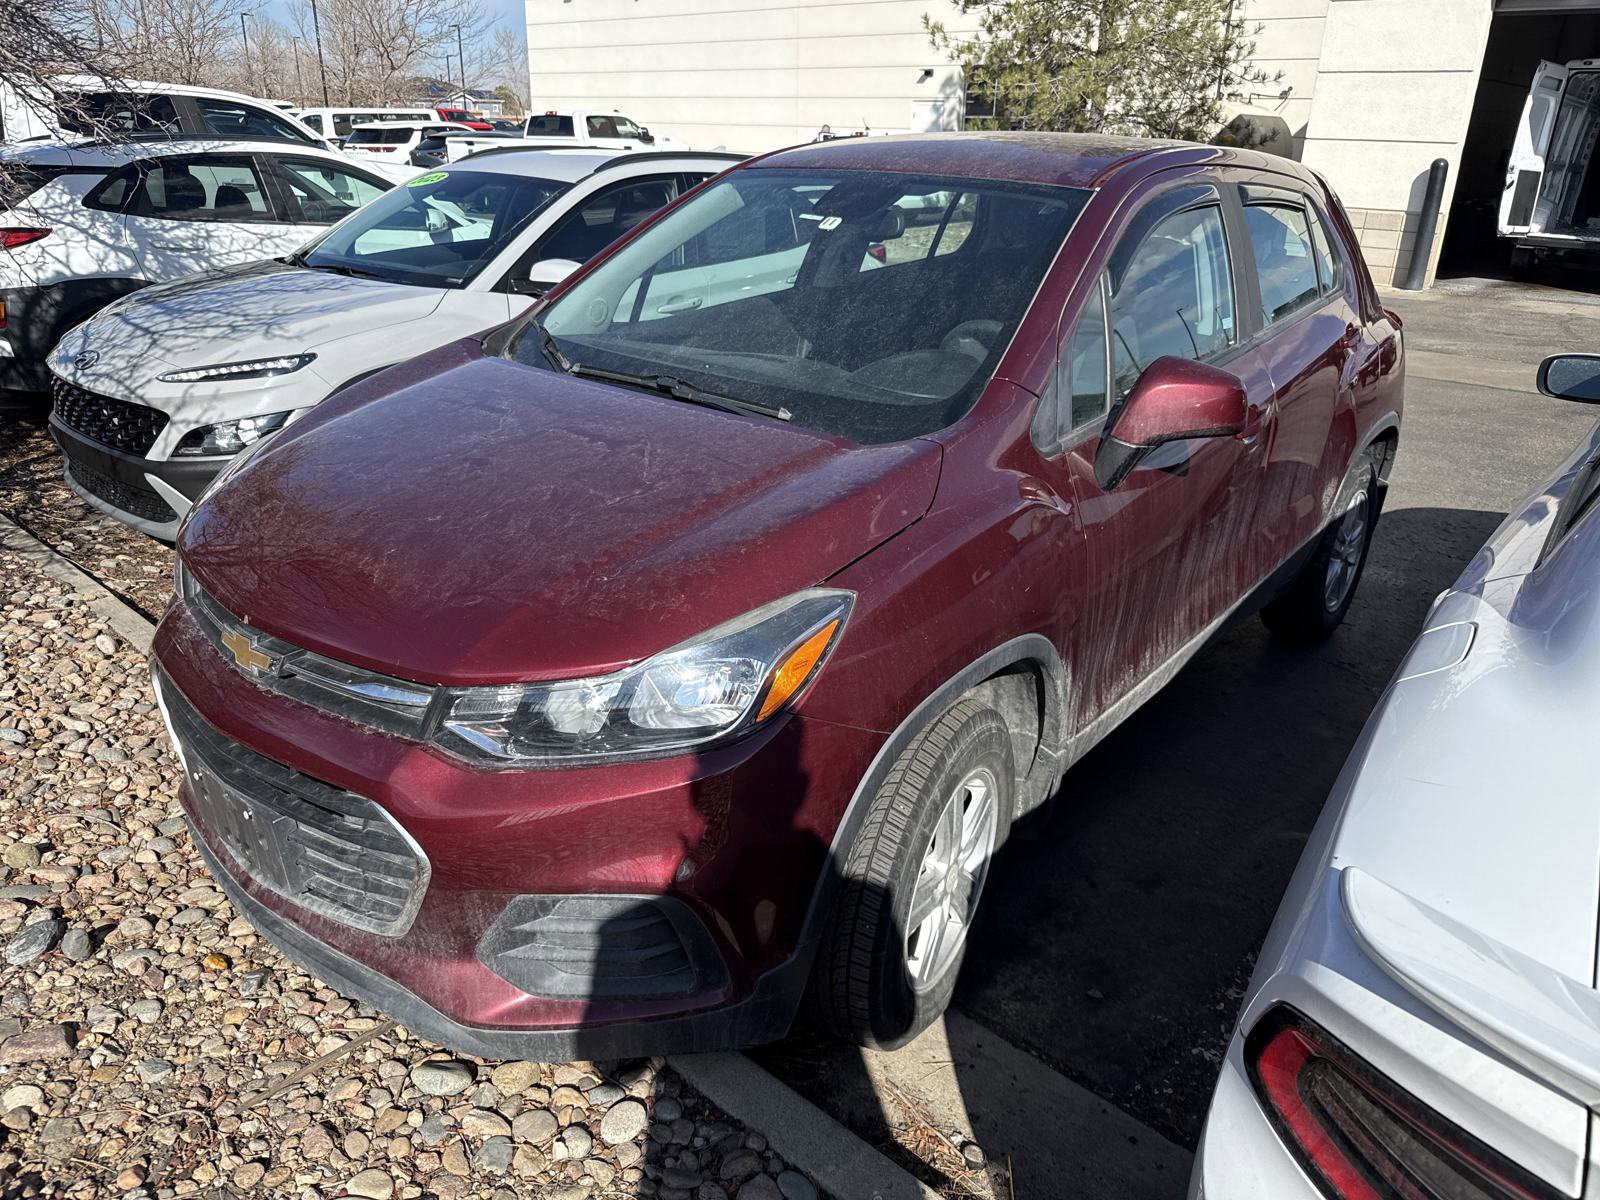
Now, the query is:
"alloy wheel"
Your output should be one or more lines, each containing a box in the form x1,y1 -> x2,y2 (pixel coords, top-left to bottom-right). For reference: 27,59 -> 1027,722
903,766 -> 999,992
1323,488 -> 1370,613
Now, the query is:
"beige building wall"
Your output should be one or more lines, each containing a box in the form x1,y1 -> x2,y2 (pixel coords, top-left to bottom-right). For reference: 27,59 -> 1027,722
525,0 -> 980,154
1246,0 -> 1497,286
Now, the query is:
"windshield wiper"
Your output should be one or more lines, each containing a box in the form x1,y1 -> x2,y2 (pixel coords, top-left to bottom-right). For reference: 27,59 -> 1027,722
299,259 -> 386,280
529,316 -> 574,373
568,363 -> 791,422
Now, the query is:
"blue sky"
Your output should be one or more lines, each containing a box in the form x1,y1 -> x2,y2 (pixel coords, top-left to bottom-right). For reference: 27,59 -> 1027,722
257,0 -> 526,47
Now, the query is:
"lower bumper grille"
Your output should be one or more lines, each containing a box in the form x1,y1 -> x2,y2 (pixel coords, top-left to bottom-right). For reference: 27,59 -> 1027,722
67,460 -> 176,524
157,669 -> 429,937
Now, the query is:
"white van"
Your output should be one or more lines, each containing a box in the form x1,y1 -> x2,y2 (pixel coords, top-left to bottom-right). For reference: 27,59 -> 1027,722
1,78 -> 325,147
1501,57 -> 1600,266
292,107 -> 438,145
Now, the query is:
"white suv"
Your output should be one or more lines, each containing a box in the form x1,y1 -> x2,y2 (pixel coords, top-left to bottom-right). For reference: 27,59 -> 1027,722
47,149 -> 741,538
1,137 -> 393,394
342,119 -> 474,160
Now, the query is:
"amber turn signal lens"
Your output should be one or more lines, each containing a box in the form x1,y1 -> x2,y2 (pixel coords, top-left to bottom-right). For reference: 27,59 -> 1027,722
757,620 -> 841,721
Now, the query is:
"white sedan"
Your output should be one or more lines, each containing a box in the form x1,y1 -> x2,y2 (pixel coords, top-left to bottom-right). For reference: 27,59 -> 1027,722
46,148 -> 740,539
1191,353 -> 1600,1200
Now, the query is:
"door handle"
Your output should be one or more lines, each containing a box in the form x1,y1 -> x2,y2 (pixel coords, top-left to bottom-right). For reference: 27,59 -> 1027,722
655,296 -> 703,314
1340,322 -> 1361,349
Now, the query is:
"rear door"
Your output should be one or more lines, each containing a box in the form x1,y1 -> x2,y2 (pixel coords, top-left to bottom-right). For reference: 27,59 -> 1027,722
1236,180 -> 1352,567
1501,60 -> 1568,236
121,154 -> 306,280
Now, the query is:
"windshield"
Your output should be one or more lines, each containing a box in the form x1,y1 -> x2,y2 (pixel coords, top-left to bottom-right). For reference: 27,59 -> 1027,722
509,169 -> 1090,443
296,168 -> 569,288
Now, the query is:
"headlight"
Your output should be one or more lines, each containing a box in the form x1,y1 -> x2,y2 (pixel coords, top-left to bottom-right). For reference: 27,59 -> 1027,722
173,410 -> 293,457
157,354 -> 315,384
438,589 -> 853,765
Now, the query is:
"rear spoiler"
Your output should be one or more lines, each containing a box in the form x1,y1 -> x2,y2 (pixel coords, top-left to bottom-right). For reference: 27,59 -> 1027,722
1342,867 -> 1600,1106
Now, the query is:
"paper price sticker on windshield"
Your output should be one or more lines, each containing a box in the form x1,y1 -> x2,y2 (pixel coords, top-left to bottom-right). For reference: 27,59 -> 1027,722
408,171 -> 449,188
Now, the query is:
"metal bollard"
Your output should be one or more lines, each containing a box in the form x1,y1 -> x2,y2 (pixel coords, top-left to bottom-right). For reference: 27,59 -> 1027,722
1401,158 -> 1450,291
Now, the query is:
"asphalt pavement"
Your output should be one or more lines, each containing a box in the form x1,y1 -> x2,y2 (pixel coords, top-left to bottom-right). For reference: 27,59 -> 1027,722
753,278 -> 1600,1191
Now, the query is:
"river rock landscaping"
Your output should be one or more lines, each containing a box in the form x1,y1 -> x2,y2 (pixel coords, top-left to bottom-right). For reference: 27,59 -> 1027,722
0,477 -> 816,1198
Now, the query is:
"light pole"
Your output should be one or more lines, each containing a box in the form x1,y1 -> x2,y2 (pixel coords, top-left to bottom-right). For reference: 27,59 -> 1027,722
239,13 -> 251,96
309,0 -> 331,106
452,23 -> 466,108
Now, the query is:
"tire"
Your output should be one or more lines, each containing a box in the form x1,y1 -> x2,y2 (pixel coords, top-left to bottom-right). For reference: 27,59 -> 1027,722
810,697 -> 1014,1049
1261,455 -> 1378,643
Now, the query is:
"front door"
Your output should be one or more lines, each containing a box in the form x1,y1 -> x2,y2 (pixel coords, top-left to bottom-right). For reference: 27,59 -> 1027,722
1045,184 -> 1273,728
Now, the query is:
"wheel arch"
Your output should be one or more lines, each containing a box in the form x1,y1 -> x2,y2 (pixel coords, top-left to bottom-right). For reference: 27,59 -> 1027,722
797,634 -> 1066,949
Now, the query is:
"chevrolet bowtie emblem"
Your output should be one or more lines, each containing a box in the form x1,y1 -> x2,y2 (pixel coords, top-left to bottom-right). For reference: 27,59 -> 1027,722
221,629 -> 273,675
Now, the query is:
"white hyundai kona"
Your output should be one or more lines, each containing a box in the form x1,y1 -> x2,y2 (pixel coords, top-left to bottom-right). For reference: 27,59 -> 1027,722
47,148 -> 740,539
1191,354 -> 1600,1200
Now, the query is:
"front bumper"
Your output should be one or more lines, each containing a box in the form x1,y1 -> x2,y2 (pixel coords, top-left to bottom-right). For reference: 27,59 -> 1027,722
151,595 -> 884,1056
49,414 -> 222,541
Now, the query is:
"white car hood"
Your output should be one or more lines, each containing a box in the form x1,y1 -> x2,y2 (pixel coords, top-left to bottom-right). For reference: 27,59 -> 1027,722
57,261 -> 448,375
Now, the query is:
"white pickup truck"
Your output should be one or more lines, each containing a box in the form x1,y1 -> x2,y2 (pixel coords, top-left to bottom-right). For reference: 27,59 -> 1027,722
444,109 -> 688,162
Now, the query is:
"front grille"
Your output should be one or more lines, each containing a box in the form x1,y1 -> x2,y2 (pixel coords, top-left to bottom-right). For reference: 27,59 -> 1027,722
52,375 -> 169,455
477,895 -> 728,1000
67,460 -> 176,524
158,669 -> 429,936
178,565 -> 436,739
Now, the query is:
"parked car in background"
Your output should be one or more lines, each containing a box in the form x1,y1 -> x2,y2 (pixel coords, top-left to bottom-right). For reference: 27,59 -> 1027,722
342,119 -> 472,162
292,107 -> 439,148
1,137 -> 390,395
433,106 -> 493,131
149,134 -> 1402,1059
445,108 -> 688,161
1,79 -> 327,148
1189,353 -> 1600,1200
409,130 -> 512,170
47,148 -> 740,537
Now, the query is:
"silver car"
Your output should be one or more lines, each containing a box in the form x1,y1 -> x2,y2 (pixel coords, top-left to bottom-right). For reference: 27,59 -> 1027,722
1191,353 -> 1600,1199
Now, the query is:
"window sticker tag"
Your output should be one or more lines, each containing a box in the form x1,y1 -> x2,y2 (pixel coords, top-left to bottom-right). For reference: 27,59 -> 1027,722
818,215 -> 842,231
408,171 -> 449,188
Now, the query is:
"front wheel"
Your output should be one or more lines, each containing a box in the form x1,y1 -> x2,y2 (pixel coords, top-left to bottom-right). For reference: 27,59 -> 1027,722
809,698 -> 1014,1049
1261,459 -> 1378,643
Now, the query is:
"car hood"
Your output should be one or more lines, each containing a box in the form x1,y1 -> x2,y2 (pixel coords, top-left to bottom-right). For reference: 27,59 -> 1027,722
55,260 -> 447,377
179,342 -> 942,685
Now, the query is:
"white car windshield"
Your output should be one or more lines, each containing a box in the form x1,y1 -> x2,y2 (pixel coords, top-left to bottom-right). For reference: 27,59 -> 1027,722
294,168 -> 569,288
509,169 -> 1090,444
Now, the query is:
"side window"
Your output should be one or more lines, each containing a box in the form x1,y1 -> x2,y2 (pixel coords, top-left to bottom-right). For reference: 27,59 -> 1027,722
587,115 -> 620,139
273,158 -> 388,224
301,113 -> 326,134
535,176 -> 679,264
1306,203 -> 1342,295
58,92 -> 179,135
84,167 -> 136,213
1064,280 -> 1110,434
133,158 -> 272,222
1110,204 -> 1235,404
193,97 -> 313,143
1244,202 -> 1321,324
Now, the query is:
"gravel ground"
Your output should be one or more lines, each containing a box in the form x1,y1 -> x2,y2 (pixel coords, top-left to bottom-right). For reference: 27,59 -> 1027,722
0,528 -> 815,1199
0,414 -> 174,621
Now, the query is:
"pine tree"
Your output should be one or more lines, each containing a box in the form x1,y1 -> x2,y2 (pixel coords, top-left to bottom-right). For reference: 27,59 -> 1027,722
927,0 -> 1280,141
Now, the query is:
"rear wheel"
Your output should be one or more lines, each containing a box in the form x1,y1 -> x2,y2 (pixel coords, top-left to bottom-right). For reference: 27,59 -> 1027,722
1261,457 -> 1378,643
810,698 -> 1013,1049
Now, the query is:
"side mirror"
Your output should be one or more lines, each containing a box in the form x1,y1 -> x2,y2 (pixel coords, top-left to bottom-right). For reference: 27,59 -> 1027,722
509,257 -> 582,296
1538,353 -> 1600,403
640,127 -> 655,144
1095,356 -> 1247,490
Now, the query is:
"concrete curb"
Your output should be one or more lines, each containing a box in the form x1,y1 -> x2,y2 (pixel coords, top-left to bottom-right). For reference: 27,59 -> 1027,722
672,1051 -> 941,1200
0,514 -> 926,1200
0,514 -> 155,652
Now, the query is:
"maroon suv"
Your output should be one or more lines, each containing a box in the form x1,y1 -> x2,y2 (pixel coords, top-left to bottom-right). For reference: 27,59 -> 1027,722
151,133 -> 1403,1057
